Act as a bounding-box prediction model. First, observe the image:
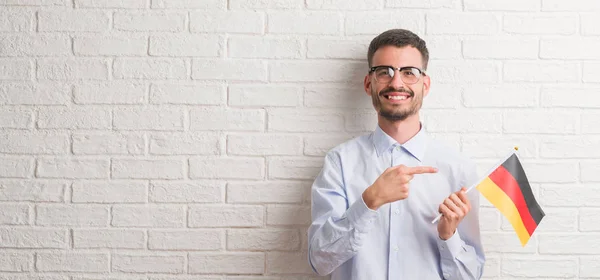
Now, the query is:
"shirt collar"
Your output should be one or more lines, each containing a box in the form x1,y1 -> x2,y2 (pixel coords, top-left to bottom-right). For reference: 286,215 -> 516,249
372,123 -> 428,162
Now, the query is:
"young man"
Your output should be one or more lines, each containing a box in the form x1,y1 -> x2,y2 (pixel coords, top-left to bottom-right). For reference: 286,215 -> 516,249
307,29 -> 485,280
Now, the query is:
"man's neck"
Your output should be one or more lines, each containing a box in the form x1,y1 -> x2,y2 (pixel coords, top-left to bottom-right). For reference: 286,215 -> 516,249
377,114 -> 421,145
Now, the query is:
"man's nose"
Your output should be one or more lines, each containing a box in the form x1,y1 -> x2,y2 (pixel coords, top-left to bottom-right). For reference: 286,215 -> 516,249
388,70 -> 405,88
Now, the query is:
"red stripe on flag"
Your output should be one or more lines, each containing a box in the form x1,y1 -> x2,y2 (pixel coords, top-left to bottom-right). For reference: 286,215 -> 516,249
488,165 -> 538,235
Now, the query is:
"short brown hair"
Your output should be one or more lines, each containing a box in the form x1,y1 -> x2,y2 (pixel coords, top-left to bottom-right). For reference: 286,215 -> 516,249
367,29 -> 429,70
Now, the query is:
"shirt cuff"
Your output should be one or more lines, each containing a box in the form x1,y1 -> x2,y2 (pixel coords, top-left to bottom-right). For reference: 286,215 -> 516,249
345,194 -> 379,233
437,230 -> 464,260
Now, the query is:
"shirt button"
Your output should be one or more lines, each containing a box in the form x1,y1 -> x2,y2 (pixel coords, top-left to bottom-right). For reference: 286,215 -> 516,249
394,209 -> 400,214
396,146 -> 401,151
393,246 -> 399,252
443,273 -> 450,279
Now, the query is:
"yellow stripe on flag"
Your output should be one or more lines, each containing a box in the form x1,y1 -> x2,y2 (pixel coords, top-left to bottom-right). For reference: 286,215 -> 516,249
476,177 -> 531,246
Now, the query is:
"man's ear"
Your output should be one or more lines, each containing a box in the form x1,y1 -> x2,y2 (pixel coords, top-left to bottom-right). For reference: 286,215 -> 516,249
364,74 -> 372,96
423,74 -> 431,97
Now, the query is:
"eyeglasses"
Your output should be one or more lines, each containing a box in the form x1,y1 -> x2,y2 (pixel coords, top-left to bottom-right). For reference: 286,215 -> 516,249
369,65 -> 426,85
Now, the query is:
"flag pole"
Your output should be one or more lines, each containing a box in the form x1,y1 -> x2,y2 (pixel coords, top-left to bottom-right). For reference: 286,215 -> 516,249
430,146 -> 519,224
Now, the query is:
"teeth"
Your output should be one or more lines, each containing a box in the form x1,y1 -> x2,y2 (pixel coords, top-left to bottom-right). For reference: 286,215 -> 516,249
388,95 -> 407,100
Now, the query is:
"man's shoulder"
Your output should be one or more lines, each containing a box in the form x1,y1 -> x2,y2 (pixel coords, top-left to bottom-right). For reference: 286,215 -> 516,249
325,132 -> 373,158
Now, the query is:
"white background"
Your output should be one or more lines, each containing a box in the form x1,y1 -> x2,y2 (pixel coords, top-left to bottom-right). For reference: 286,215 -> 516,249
1,0 -> 599,279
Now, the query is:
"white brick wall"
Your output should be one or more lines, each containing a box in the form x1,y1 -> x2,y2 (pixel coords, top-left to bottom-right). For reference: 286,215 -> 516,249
0,1 -> 599,279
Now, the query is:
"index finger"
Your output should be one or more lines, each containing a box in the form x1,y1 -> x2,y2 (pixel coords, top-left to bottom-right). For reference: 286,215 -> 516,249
405,166 -> 438,175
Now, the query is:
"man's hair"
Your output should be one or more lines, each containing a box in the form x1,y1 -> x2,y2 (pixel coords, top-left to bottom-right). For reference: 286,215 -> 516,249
367,29 -> 429,70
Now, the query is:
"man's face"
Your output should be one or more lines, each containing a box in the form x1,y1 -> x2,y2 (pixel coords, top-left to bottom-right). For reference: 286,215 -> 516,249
364,45 -> 430,122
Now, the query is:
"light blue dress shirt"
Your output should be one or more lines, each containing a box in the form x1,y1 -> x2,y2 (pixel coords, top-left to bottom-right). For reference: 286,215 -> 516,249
308,125 -> 485,280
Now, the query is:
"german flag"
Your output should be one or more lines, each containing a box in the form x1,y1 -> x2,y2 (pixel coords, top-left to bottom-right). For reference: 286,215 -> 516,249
476,152 -> 545,246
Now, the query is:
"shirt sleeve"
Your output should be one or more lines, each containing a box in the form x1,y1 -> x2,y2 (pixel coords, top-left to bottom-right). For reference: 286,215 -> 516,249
437,159 -> 486,280
307,151 -> 379,276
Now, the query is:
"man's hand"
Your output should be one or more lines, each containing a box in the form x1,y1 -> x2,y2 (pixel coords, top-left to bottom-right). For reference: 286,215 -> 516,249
437,187 -> 471,240
362,165 -> 438,210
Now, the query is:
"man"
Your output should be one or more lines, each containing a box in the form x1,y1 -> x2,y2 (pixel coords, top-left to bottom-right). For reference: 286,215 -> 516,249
307,29 -> 485,280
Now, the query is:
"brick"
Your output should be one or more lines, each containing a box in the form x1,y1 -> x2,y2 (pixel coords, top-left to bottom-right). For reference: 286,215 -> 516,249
0,252 -> 30,271
424,111 -> 502,133
230,0 -> 301,9
582,14 -> 600,35
304,135 -> 355,156
542,86 -> 600,108
113,58 -> 187,80
0,157 -> 32,178
504,111 -> 577,134
0,0 -> 67,5
423,36 -> 462,59
74,82 -> 145,105
543,0 -> 600,11
189,205 -> 263,227
39,10 -> 109,32
269,12 -> 340,34
0,180 -> 64,202
227,181 -> 310,204
0,132 -> 68,154
0,82 -> 70,105
73,132 -> 144,155
463,37 -> 538,59
267,252 -> 312,274
0,108 -> 31,129
73,277 -> 146,280
0,35 -> 70,56
504,14 -> 577,34
501,258 -> 577,278
0,9 -> 32,32
114,108 -> 185,131
0,228 -> 68,248
0,204 -> 28,225
188,253 -> 264,274
462,135 -> 537,159
482,256 -> 500,278
190,108 -> 264,132
584,62 -> 600,83
268,157 -> 322,180
229,36 -> 302,58
268,109 -> 344,132
541,184 -> 600,207
580,209 -> 600,231
111,159 -> 184,179
229,85 -> 300,107
37,158 -> 109,179
36,205 -> 108,226
427,12 -> 500,34
478,208 -> 500,231
345,110 -> 378,132
0,276 -> 68,280
386,0 -> 456,8
463,85 -> 538,108
427,60 -> 499,83
150,181 -> 223,203
581,160 -> 600,182
581,257 -> 600,278
504,61 -> 580,82
75,0 -> 146,8
73,229 -> 145,249
37,107 -> 111,129
151,84 -> 224,105
112,255 -> 185,273
192,59 -> 267,81
465,0 -> 539,10
307,38 -> 366,59
114,11 -> 185,32
37,252 -> 108,272
151,0 -> 226,9
149,230 -> 223,250
525,161 -> 578,183
189,157 -> 264,180
38,58 -> 108,80
112,205 -> 185,227
481,233 -> 536,253
227,134 -> 302,156
72,181 -> 147,203
582,113 -> 600,134
541,137 -> 600,158
308,0 -> 383,9
0,59 -> 31,80
191,11 -> 263,34
346,12 -> 423,35
539,234 -> 600,254
541,38 -> 600,59
228,229 -> 299,251
74,35 -> 147,56
306,85 -> 372,109
149,132 -> 219,155
150,34 -> 222,57
267,205 -> 310,226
